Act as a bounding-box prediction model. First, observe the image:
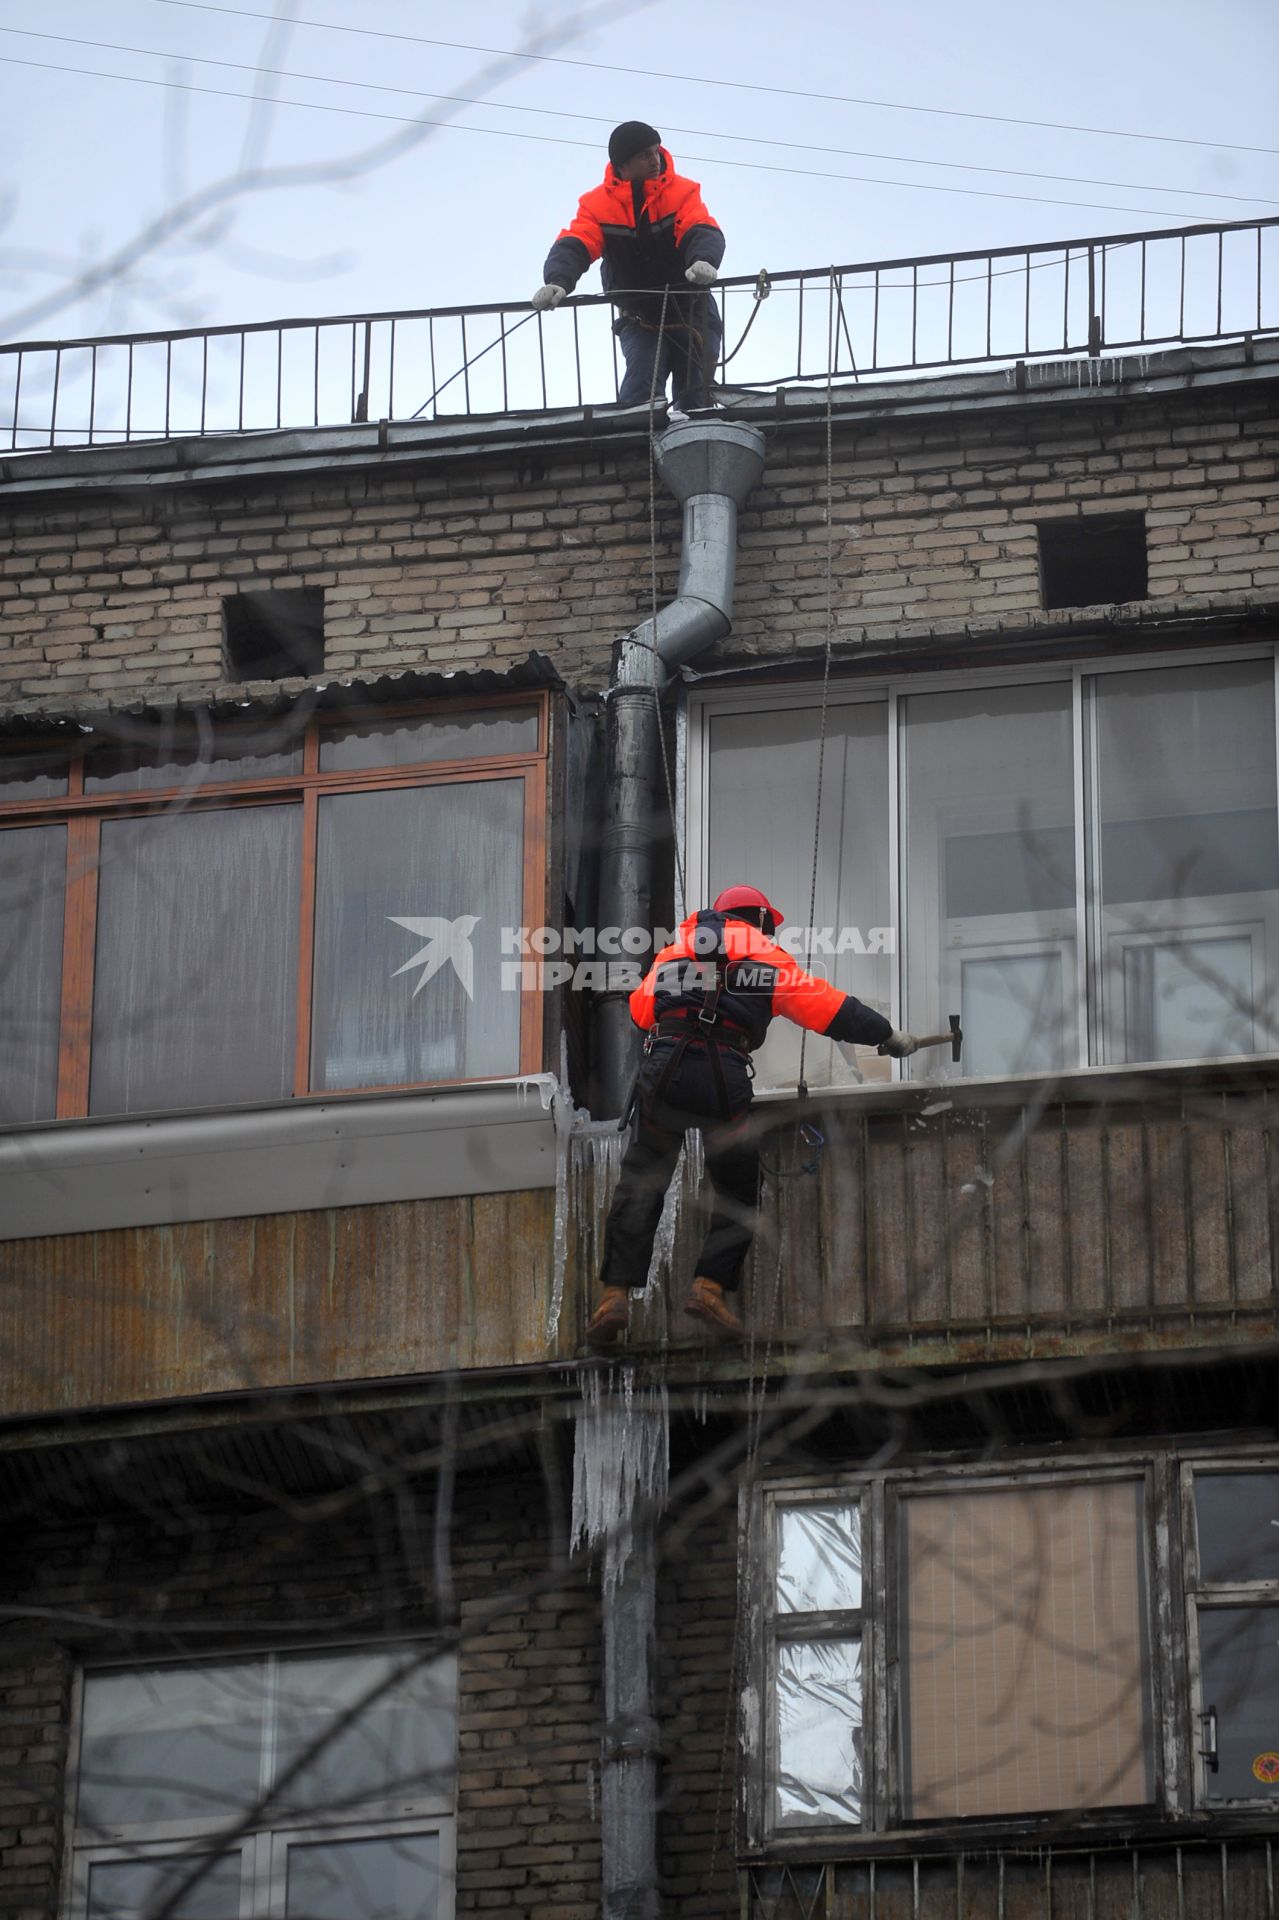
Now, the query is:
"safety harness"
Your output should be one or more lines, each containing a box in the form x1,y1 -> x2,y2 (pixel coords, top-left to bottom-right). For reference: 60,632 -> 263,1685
645,953 -> 751,1122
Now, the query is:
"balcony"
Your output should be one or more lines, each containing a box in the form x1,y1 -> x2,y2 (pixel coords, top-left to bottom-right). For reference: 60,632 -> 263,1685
2,1055 -> 1276,1423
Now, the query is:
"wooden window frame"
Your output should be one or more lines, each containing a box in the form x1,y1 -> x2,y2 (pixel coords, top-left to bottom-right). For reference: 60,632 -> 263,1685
0,694 -> 549,1120
744,1451 -> 1199,1856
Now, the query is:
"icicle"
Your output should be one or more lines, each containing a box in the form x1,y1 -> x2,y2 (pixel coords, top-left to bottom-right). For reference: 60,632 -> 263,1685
571,1366 -> 670,1597
641,1128 -> 705,1295
546,1081 -> 575,1346
513,1072 -> 557,1111
547,1038 -> 592,1345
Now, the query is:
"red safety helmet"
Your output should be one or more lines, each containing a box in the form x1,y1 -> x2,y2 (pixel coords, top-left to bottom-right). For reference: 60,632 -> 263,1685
712,884 -> 785,931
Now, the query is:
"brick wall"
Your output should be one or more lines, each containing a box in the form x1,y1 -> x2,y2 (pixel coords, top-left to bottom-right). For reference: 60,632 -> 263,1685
0,1468 -> 604,1920
0,1456 -> 750,1920
658,1497 -> 739,1915
0,373 -> 1275,714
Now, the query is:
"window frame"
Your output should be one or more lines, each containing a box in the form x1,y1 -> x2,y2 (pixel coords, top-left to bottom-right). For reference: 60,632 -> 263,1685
684,644 -> 1279,1088
0,694 -> 549,1120
762,1486 -> 874,1835
743,1450 -> 1220,1855
1180,1456 -> 1279,1812
63,1642 -> 458,1920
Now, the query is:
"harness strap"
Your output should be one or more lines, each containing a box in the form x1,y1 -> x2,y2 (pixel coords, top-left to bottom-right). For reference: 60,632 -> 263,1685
655,1015 -> 749,1051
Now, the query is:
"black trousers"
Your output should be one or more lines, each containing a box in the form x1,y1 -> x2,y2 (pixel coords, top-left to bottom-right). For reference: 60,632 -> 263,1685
598,1038 -> 760,1293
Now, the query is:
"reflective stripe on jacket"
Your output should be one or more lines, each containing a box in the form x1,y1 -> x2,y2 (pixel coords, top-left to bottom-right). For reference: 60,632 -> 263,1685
542,148 -> 724,297
629,910 -> 893,1052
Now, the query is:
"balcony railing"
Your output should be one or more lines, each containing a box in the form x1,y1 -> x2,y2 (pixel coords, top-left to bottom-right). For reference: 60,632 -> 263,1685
745,1833 -> 1277,1920
1,215 -> 1276,453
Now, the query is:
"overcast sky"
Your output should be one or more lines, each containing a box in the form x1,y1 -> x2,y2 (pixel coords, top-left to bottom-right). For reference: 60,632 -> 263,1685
2,0 -> 1277,350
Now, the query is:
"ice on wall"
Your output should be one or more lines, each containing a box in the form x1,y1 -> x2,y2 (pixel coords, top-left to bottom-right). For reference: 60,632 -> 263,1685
545,1100 -> 708,1345
571,1366 -> 670,1596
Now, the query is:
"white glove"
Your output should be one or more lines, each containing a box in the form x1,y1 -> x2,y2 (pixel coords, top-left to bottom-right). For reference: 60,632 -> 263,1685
531,284 -> 567,311
684,260 -> 717,287
879,1029 -> 918,1058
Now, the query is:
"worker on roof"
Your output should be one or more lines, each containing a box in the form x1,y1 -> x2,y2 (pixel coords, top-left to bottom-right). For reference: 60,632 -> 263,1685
586,886 -> 918,1350
531,120 -> 725,419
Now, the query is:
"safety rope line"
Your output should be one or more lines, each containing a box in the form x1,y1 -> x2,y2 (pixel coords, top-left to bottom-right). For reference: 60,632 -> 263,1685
645,284 -> 689,915
717,268 -> 771,373
708,272 -> 842,1916
707,1162 -> 791,1906
794,270 -> 840,1102
413,280 -> 758,424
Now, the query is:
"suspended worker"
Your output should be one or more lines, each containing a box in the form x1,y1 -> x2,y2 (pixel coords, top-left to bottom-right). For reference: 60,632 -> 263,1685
586,886 -> 919,1350
531,120 -> 724,418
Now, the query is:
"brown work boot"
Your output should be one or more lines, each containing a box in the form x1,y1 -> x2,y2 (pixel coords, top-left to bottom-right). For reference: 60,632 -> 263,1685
684,1275 -> 744,1342
585,1286 -> 630,1350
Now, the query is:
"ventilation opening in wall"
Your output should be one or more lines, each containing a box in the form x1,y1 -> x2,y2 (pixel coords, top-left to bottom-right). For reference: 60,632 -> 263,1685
1038,513 -> 1148,610
223,588 -> 325,680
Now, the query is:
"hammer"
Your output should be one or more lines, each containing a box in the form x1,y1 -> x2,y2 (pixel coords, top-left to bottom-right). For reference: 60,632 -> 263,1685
879,1013 -> 963,1063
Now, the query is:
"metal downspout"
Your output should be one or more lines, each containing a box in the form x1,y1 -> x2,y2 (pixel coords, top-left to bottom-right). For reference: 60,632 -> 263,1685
598,418 -> 767,1118
593,420 -> 765,1920
602,1509 -> 662,1920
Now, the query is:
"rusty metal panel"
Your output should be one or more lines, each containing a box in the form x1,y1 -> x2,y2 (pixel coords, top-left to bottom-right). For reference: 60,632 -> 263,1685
0,1189 -> 558,1419
819,1109 -> 870,1330
769,1074 -> 1279,1355
1063,1112 -> 1109,1319
1187,1102 -> 1234,1309
1227,1112 -> 1273,1305
866,1114 -> 911,1329
1147,1112 -> 1192,1310
904,1128 -> 948,1327
989,1111 -> 1030,1324
1025,1116 -> 1068,1318
752,1842 -> 1274,1920
1107,1111 -> 1154,1315
941,1114 -> 992,1325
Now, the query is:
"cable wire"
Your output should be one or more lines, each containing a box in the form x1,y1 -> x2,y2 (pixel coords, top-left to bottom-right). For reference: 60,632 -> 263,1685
0,54 -> 1248,224
4,26 -> 1275,209
146,0 -> 1279,158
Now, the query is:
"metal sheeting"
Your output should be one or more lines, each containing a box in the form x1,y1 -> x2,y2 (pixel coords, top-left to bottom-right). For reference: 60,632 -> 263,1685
745,1836 -> 1278,1920
0,1084 -> 559,1240
741,1071 -> 1279,1352
0,1185 -> 565,1421
0,653 -> 563,742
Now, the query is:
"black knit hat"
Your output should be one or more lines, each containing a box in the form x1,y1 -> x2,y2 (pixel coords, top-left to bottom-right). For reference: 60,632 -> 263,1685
608,121 -> 661,170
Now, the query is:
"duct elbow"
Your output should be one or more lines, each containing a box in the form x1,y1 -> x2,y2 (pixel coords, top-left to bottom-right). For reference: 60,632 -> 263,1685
654,593 -> 731,672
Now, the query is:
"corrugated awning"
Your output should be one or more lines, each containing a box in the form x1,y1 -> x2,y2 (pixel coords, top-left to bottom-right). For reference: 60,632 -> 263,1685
0,650 -> 565,741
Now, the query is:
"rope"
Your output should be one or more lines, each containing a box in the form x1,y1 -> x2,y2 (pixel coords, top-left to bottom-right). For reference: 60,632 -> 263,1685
409,309 -> 538,419
644,285 -> 688,915
706,1173 -> 790,1905
716,267 -> 771,372
794,270 -> 840,1102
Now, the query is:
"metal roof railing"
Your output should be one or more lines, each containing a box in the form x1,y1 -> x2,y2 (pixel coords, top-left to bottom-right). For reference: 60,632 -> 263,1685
1,216 -> 1276,453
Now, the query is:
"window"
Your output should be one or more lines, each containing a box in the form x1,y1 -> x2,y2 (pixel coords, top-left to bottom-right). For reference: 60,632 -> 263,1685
0,699 -> 546,1122
899,1482 -> 1151,1819
688,652 -> 1279,1088
68,1646 -> 457,1920
223,588 -> 325,680
753,1469 -> 1155,1843
1038,513 -> 1148,609
749,1453 -> 1279,1849
1184,1464 -> 1279,1806
701,696 -> 891,1092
